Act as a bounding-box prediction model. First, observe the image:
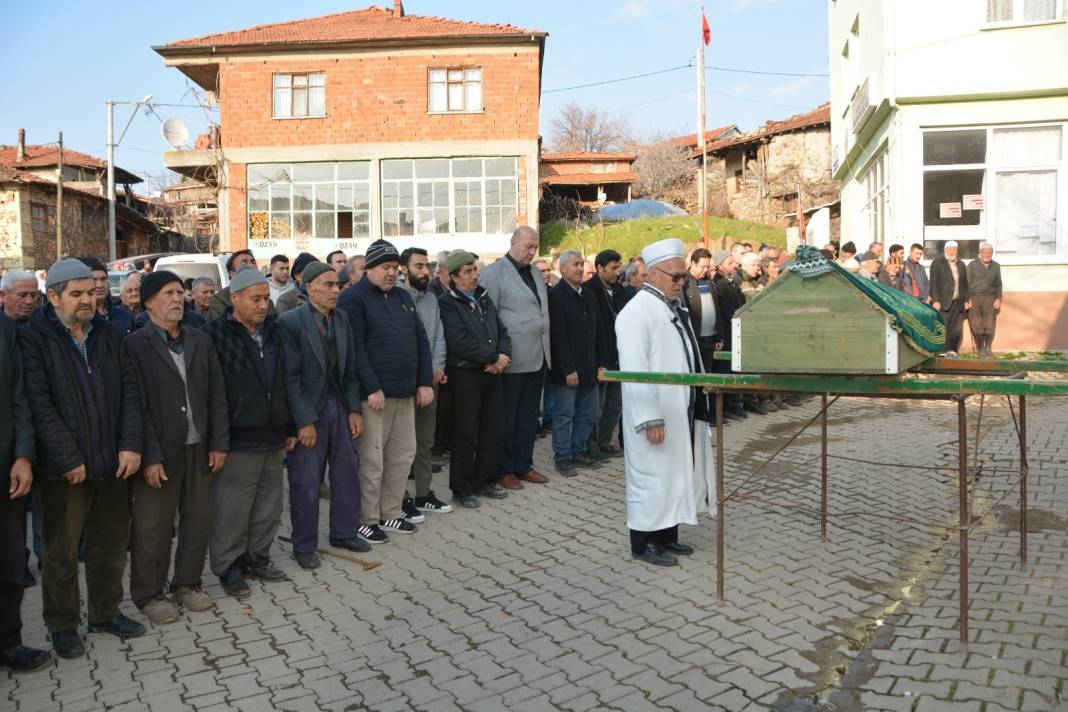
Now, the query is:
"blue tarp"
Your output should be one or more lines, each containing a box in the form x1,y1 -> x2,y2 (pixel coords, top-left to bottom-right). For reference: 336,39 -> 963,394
594,199 -> 687,222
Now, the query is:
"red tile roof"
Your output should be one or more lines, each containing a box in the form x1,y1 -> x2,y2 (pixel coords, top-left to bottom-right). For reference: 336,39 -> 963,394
540,151 -> 637,163
692,103 -> 830,158
668,126 -> 737,149
540,171 -> 638,186
0,144 -> 142,184
160,5 -> 545,49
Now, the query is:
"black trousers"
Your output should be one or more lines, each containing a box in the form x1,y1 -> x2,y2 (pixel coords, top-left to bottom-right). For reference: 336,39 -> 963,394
432,382 -> 451,456
0,488 -> 27,649
942,299 -> 965,352
448,368 -> 504,497
499,370 -> 543,478
630,526 -> 679,554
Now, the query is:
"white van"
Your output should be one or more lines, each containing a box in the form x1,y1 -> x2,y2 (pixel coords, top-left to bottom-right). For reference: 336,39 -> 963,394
154,253 -> 231,289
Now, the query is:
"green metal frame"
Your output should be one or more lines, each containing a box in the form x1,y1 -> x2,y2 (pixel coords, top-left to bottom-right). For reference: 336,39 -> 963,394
711,350 -> 1068,375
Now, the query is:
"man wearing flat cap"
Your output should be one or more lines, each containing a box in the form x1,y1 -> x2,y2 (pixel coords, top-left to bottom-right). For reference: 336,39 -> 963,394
278,262 -> 368,568
203,267 -> 294,597
858,251 -> 881,280
615,239 -> 715,567
125,270 -> 229,624
339,239 -> 434,543
19,258 -> 145,658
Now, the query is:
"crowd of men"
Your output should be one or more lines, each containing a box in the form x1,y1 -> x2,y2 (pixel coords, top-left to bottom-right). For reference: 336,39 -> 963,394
0,225 -> 1008,673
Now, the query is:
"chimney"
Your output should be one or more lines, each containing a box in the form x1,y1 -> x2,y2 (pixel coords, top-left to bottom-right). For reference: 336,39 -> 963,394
16,128 -> 25,162
393,0 -> 404,17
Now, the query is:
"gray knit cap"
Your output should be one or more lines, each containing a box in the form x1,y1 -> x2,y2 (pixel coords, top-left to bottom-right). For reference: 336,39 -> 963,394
229,266 -> 268,293
45,258 -> 94,290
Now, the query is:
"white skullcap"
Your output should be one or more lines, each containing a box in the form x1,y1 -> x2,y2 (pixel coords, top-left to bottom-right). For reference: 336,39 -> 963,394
640,238 -> 684,269
944,240 -> 959,249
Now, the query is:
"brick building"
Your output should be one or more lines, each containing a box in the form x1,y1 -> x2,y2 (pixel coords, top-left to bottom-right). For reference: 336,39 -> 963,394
154,2 -> 546,260
538,151 -> 638,206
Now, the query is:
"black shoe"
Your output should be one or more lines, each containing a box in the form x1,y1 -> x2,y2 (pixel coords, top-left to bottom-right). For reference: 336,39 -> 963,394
453,493 -> 481,509
220,567 -> 251,598
51,630 -> 84,659
380,518 -> 417,534
783,395 -> 805,406
431,462 -> 443,473
357,524 -> 389,544
479,483 -> 508,499
632,543 -> 678,567
555,459 -> 577,477
244,560 -> 287,582
573,454 -> 601,468
743,401 -> 768,415
88,613 -> 145,640
723,409 -> 743,422
294,551 -> 321,569
763,400 -> 780,412
598,444 -> 624,459
0,645 -> 51,672
402,497 -> 426,524
663,541 -> 695,556
729,404 -> 748,419
414,491 -> 453,513
330,535 -> 374,553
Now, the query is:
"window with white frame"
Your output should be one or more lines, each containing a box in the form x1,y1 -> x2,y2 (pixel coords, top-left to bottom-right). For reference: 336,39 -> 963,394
860,148 -> 890,247
428,68 -> 482,113
986,0 -> 1061,24
247,162 -> 370,241
273,73 -> 326,118
921,123 -> 1065,260
381,157 -> 517,238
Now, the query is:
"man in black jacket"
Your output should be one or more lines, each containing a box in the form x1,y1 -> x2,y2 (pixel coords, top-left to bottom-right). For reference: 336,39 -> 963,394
278,263 -> 367,568
438,251 -> 512,508
0,313 -> 50,672
80,256 -> 135,335
19,258 -> 145,659
582,249 -> 629,459
203,269 -> 293,597
125,270 -> 229,625
713,254 -> 747,420
683,248 -> 722,371
929,240 -> 971,356
548,249 -> 608,476
338,239 -> 434,542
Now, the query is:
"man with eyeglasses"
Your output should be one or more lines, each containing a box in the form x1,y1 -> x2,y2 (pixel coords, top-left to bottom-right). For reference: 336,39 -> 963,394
615,238 -> 714,568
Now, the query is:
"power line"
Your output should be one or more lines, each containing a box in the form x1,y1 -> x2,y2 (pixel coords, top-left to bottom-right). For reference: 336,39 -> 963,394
708,89 -> 811,110
543,64 -> 691,93
707,65 -> 827,78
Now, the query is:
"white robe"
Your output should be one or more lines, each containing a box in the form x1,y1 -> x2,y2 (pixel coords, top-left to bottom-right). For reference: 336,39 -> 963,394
616,289 -> 716,532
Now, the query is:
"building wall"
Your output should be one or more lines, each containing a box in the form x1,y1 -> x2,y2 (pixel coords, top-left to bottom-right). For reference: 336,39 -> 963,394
539,160 -> 633,177
0,187 -> 23,270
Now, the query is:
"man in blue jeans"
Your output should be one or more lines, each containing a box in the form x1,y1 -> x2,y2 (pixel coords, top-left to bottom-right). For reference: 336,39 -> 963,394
548,249 -> 608,476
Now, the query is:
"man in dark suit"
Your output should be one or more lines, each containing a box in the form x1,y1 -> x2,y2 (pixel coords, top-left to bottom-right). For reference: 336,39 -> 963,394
19,259 -> 145,659
278,262 -> 368,569
929,240 -> 971,356
0,312 -> 50,672
125,270 -> 229,625
583,249 -> 630,459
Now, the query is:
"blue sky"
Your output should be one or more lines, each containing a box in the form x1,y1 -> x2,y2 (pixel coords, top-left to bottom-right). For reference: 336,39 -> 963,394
2,0 -> 828,186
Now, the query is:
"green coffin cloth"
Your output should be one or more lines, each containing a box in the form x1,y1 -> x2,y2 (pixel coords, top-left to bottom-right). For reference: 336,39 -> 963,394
786,245 -> 946,357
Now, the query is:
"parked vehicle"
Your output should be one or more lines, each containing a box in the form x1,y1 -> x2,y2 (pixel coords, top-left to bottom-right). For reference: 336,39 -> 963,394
107,270 -> 129,298
107,252 -> 179,272
153,253 -> 232,289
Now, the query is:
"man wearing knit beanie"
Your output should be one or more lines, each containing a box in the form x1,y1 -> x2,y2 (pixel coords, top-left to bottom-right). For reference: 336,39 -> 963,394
338,239 -> 434,543
19,258 -> 146,657
276,252 -> 319,316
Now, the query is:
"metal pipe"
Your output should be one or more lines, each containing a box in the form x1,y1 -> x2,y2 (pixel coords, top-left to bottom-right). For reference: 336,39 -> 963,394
715,390 -> 725,605
957,397 -> 970,651
1020,395 -> 1028,565
106,101 -> 116,263
821,393 -> 828,542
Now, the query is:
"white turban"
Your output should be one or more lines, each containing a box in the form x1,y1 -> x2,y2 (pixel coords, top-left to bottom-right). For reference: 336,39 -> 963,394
640,238 -> 684,269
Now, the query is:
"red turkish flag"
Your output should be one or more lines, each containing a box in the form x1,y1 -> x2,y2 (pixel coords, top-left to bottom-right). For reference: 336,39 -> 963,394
702,12 -> 711,45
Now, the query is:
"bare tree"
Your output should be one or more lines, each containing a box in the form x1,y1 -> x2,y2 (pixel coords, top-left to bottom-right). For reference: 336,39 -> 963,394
549,102 -> 633,153
632,139 -> 693,199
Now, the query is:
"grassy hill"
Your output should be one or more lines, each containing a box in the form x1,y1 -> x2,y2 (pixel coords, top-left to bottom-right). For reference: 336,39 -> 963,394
540,215 -> 787,260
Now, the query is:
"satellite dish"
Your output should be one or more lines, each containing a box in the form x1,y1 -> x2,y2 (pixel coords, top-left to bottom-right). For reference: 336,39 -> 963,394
161,117 -> 189,149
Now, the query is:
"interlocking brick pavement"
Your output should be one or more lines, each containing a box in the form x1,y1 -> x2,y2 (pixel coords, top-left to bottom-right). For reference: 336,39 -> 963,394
3,395 -> 1067,711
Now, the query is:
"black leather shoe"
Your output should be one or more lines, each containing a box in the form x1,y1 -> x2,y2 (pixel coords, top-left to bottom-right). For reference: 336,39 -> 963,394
663,541 -> 695,556
632,543 -> 678,567
573,454 -> 601,468
330,536 -> 372,554
51,630 -> 85,659
88,613 -> 146,639
294,552 -> 321,570
479,483 -> 508,499
220,567 -> 251,598
245,561 -> 287,582
0,645 -> 51,672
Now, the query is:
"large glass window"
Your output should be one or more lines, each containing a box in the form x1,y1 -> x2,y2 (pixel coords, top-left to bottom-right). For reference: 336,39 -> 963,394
248,162 -> 370,241
859,149 -> 890,247
921,124 -> 1065,260
381,157 -> 517,238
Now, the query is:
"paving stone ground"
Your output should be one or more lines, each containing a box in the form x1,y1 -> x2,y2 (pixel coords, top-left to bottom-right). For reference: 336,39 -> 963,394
3,395 -> 1067,711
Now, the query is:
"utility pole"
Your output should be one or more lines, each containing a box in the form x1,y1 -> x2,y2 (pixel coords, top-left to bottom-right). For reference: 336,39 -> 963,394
56,131 -> 64,259
107,101 -> 116,262
697,8 -> 711,250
